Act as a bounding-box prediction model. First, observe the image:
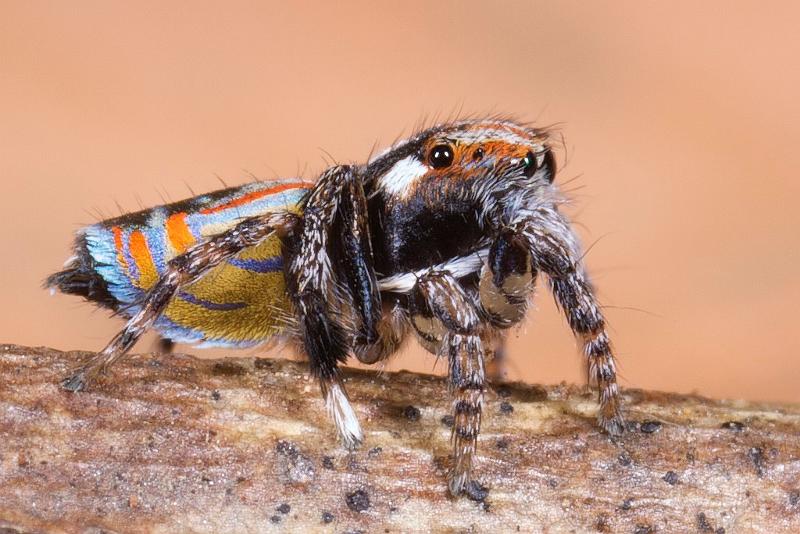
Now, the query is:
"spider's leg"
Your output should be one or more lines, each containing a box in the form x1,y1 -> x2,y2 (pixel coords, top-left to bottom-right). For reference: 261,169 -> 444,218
336,170 -> 382,345
62,212 -> 298,392
156,337 -> 175,354
513,208 -> 624,435
286,165 -> 381,448
415,271 -> 485,497
480,227 -> 538,329
352,302 -> 408,364
479,227 -> 538,379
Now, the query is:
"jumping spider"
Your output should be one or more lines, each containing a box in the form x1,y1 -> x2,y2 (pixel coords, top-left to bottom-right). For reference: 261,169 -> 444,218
48,118 -> 624,496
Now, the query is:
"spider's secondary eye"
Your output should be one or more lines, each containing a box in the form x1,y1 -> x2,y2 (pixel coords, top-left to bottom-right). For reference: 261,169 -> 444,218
521,150 -> 538,178
429,144 -> 454,169
473,147 -> 485,160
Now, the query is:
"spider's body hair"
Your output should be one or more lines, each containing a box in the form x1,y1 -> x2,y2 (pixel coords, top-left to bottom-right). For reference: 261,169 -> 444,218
48,117 -> 623,496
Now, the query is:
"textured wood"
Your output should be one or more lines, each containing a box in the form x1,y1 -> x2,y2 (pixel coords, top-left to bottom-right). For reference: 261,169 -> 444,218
1,344 -> 799,533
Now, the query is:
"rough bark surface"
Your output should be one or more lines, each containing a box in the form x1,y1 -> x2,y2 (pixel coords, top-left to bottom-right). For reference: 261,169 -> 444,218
0,344 -> 799,533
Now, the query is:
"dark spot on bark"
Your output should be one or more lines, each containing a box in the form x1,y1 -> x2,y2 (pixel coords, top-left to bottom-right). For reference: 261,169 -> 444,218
212,361 -> 246,376
403,405 -> 421,421
368,447 -> 382,457
201,475 -> 212,484
548,478 -> 558,489
322,456 -> 335,469
496,437 -> 510,450
346,489 -> 370,512
236,476 -> 247,484
721,421 -> 744,431
618,452 -> 632,466
633,525 -> 653,534
322,511 -> 334,523
270,515 -> 281,524
663,470 -> 678,485
716,529 -> 725,534
789,489 -> 799,506
523,385 -> 549,402
697,512 -> 713,532
211,390 -> 221,401
620,498 -> 633,511
640,421 -> 662,434
496,385 -> 512,398
276,440 -> 299,458
389,506 -> 398,512
254,358 -> 273,370
686,451 -> 696,463
748,447 -> 766,478
277,503 -> 291,514
482,501 -> 491,512
465,481 -> 489,502
276,440 -> 315,484
499,401 -> 514,414
441,415 -> 454,427
595,514 -> 611,532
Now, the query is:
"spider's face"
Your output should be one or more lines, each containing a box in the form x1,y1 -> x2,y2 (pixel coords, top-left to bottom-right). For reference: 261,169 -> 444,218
365,119 -> 557,272
368,120 -> 555,224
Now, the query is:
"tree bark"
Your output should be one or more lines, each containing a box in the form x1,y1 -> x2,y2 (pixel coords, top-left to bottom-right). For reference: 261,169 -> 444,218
0,344 -> 798,533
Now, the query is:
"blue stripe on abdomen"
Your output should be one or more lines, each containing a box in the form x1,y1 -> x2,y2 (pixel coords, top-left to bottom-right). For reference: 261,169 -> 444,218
178,292 -> 247,311
227,257 -> 283,273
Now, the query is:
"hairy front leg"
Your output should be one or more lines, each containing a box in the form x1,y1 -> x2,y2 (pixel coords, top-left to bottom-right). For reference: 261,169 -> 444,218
415,271 -> 486,497
287,165 -> 384,448
62,212 -> 297,392
514,208 -> 624,435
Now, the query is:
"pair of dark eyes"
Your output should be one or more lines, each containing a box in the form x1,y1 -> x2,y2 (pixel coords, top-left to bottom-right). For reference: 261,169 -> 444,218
428,144 -> 540,178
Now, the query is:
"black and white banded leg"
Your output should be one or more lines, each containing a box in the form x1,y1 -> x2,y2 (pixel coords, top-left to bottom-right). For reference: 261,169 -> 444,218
513,208 -> 624,435
61,212 -> 298,392
415,271 -> 486,496
286,165 -> 382,449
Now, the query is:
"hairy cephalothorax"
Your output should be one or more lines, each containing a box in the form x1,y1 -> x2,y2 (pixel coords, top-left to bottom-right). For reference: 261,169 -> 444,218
47,118 -> 624,497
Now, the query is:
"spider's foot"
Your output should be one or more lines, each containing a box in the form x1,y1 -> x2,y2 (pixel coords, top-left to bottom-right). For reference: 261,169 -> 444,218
61,370 -> 89,392
325,381 -> 364,449
448,470 -> 486,499
599,410 -> 626,437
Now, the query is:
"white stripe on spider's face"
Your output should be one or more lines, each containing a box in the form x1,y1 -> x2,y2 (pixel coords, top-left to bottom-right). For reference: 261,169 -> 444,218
375,155 -> 429,198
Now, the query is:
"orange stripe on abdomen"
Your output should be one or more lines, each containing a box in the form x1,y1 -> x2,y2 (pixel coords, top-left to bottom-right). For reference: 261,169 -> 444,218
200,182 -> 308,215
129,230 -> 159,288
112,226 -> 129,272
166,212 -> 195,254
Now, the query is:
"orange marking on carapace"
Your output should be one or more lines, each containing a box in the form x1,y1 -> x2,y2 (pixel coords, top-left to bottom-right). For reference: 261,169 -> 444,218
129,230 -> 159,288
112,226 -> 129,272
166,212 -> 195,254
200,182 -> 309,215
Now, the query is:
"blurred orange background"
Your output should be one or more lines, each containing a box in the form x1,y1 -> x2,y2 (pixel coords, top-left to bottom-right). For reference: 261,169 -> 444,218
1,2 -> 798,403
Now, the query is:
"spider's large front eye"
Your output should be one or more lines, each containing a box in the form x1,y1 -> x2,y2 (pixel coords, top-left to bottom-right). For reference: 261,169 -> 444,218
428,144 -> 454,169
521,150 -> 538,178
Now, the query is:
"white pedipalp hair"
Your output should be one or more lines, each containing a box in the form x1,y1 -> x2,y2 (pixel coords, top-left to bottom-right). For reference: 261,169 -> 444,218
377,247 -> 490,293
